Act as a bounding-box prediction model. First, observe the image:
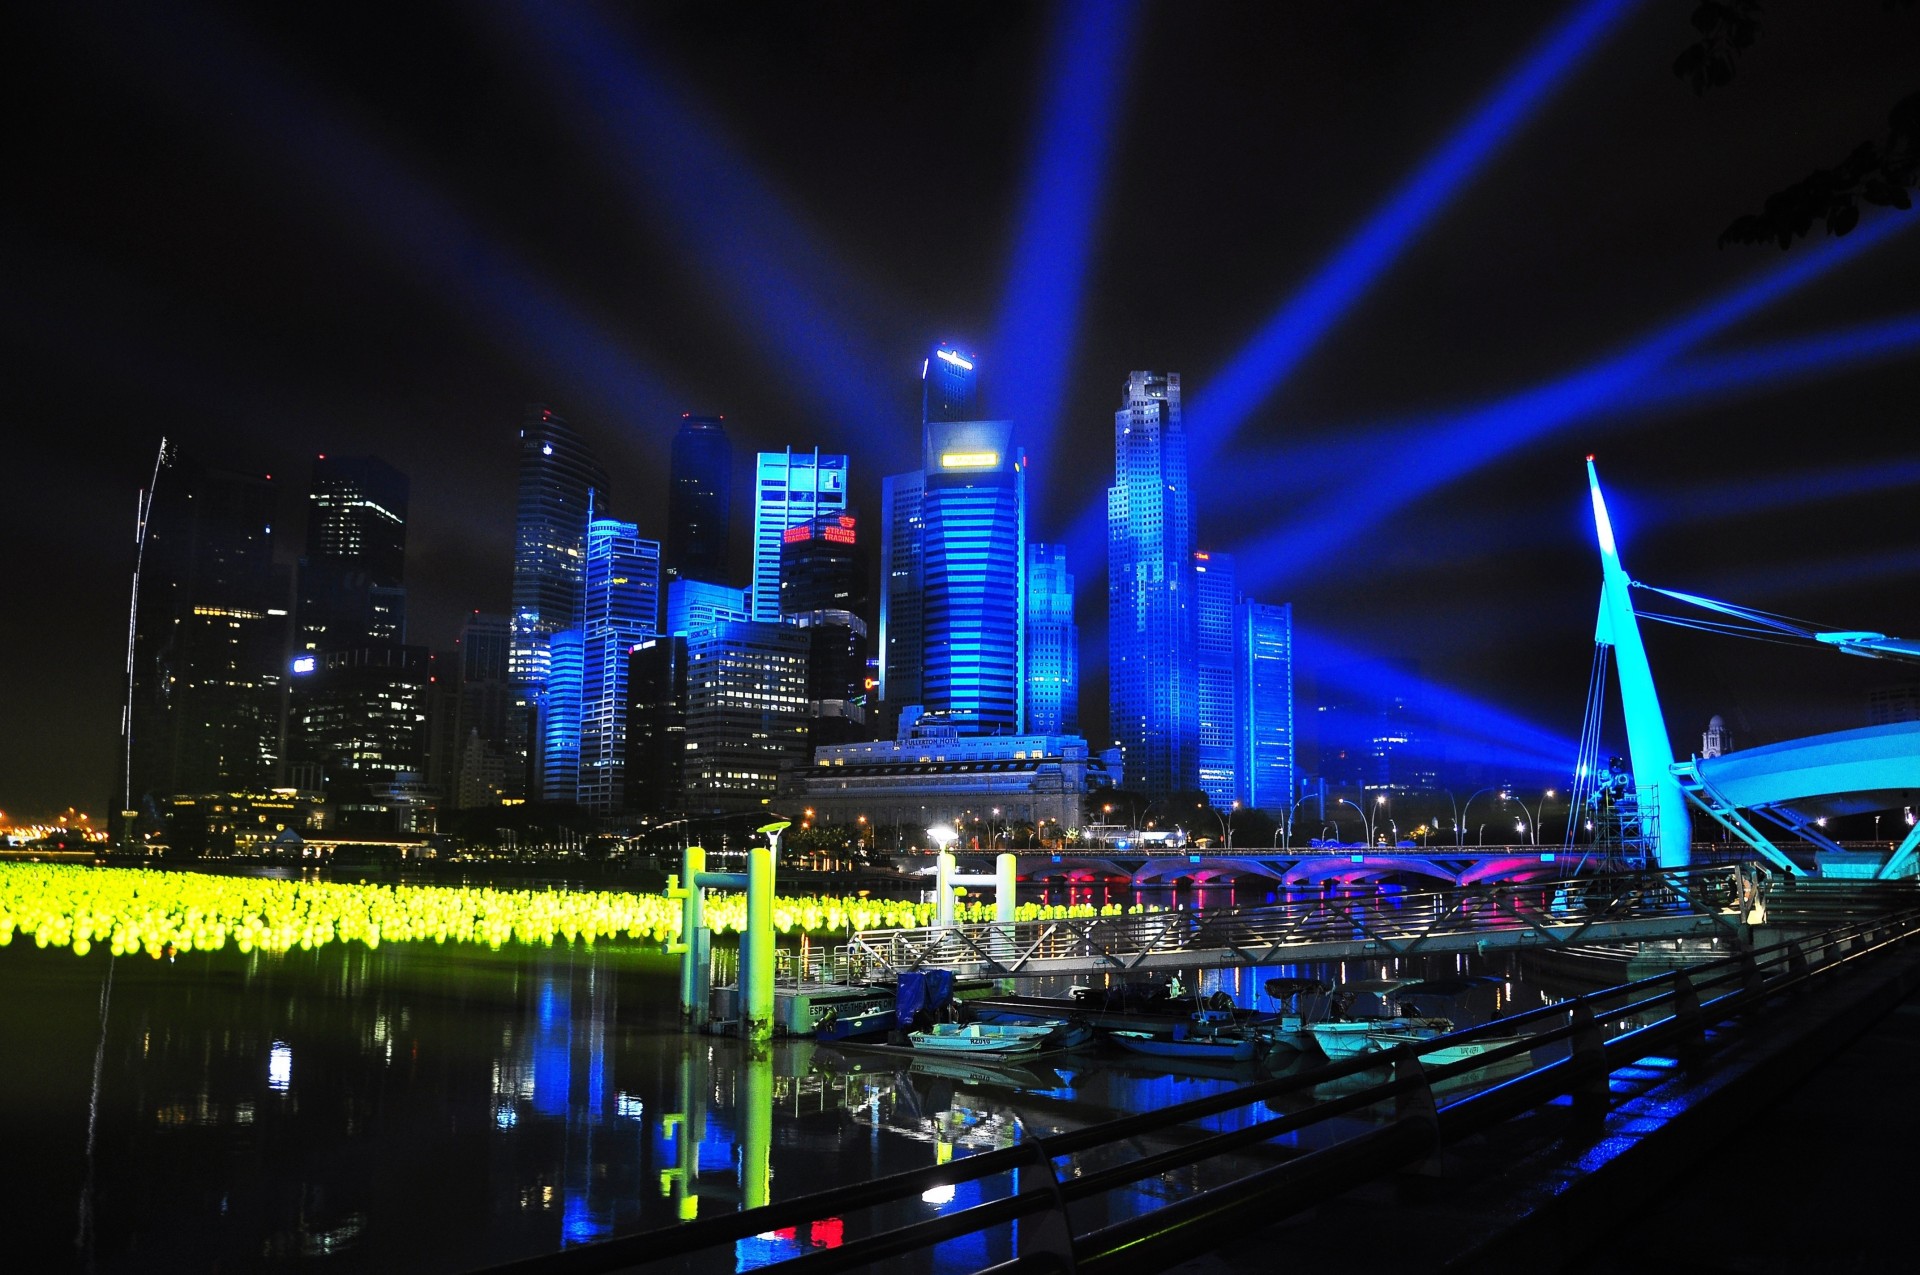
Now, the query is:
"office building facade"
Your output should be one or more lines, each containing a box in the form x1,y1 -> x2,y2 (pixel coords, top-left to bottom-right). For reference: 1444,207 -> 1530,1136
666,414 -> 732,585
1194,550 -> 1238,809
1235,600 -> 1296,814
578,518 -> 660,814
509,405 -> 608,796
922,418 -> 1026,735
1025,542 -> 1078,737
681,620 -> 811,811
750,449 -> 848,623
1108,371 -> 1198,801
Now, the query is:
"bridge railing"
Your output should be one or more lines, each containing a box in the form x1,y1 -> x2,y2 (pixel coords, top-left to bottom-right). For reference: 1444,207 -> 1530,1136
484,896 -> 1920,1275
842,865 -> 1748,978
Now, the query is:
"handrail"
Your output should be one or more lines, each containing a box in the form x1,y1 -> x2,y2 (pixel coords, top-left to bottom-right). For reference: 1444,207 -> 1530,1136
843,865 -> 1749,978
485,897 -> 1920,1275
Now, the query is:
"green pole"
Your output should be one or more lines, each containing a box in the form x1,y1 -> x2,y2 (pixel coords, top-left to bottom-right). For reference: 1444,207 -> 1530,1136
678,844 -> 707,1028
744,844 -> 776,1049
739,1049 -> 773,1210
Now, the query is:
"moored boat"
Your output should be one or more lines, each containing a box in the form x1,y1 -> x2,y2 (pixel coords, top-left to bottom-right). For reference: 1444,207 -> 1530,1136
1107,1008 -> 1264,1063
909,1022 -> 1051,1056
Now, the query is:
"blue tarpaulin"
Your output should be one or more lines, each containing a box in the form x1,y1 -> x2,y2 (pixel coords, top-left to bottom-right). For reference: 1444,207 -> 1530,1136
894,970 -> 954,1023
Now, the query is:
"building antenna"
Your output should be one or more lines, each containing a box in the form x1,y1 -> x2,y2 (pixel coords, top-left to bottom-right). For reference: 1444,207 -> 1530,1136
121,437 -> 171,833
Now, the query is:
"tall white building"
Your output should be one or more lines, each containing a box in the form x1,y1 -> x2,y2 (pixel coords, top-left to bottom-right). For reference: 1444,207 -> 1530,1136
751,449 -> 848,622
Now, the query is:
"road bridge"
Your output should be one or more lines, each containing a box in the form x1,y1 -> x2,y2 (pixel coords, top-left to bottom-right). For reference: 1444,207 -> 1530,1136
840,864 -> 1756,981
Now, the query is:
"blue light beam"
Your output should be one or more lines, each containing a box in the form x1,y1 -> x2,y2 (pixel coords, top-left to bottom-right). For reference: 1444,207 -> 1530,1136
1227,214 -> 1917,598
1187,0 -> 1640,470
480,0 -> 907,443
88,0 -> 689,434
992,0 -> 1144,481
1298,624 -> 1580,778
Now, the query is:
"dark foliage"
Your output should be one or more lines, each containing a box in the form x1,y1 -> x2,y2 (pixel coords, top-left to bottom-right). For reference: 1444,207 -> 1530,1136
1671,1 -> 1918,247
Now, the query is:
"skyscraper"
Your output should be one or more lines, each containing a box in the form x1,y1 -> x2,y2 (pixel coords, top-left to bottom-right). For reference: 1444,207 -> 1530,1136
881,342 -> 978,712
665,578 -> 750,639
509,405 -> 608,796
681,620 -> 810,811
666,414 -> 732,586
1235,600 -> 1295,814
1025,542 -> 1078,736
126,456 -> 287,826
779,513 -> 866,615
1194,550 -> 1238,809
577,517 -> 660,814
751,448 -> 848,623
296,454 -> 408,652
922,418 -> 1026,735
1108,371 -> 1197,801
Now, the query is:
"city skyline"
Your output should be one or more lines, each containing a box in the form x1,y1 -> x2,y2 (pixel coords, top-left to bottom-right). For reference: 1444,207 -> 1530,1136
7,1 -> 1919,820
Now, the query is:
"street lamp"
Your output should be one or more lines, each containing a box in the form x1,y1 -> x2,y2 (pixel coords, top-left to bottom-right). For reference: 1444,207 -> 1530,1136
1454,788 -> 1496,849
1335,798 -> 1376,848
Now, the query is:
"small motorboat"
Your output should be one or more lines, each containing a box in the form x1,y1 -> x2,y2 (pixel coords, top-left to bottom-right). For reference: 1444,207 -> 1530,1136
1305,980 -> 1451,1060
909,1022 -> 1051,1056
1107,1009 -> 1263,1063
969,1010 -> 1094,1050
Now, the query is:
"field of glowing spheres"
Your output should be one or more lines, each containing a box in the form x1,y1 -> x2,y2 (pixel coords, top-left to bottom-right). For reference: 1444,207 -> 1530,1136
0,863 -> 1152,960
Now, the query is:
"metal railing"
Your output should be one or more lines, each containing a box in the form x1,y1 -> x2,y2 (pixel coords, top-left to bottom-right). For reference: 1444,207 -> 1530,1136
840,865 -> 1754,980
487,893 -> 1920,1275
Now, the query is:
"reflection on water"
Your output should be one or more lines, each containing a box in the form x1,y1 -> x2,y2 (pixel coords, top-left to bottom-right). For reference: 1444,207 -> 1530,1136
1,925 -> 1597,1272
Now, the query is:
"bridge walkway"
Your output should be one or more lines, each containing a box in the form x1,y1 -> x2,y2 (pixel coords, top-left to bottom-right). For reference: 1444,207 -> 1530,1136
840,865 -> 1756,982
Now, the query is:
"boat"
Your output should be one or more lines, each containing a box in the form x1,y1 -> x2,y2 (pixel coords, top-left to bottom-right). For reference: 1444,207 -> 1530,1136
968,1009 -> 1095,1050
1304,979 -> 1452,1060
1307,1015 -> 1453,1060
1106,1009 -> 1264,1064
1259,978 -> 1332,1051
908,1022 -> 1051,1056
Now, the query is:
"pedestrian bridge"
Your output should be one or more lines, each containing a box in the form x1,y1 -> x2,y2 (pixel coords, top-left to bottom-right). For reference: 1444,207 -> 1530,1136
989,845 -> 1596,889
842,864 -> 1760,981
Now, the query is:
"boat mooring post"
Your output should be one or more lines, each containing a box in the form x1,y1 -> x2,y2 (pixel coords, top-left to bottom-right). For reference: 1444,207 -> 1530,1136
742,820 -> 790,1051
672,844 -> 710,1029
739,1051 -> 774,1209
996,852 -> 1017,927
937,850 -> 957,929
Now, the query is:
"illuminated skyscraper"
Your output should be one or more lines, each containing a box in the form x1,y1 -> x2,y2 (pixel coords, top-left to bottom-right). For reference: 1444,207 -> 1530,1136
666,414 -> 732,586
922,418 -> 1026,734
126,457 -> 287,823
751,448 -> 847,622
681,620 -> 811,811
297,454 -> 408,652
577,517 -> 660,814
665,578 -> 750,638
539,628 -> 584,804
509,405 -> 608,796
881,343 -> 983,715
1194,550 -> 1237,808
1108,371 -> 1197,801
1235,600 -> 1295,813
1025,543 -> 1077,736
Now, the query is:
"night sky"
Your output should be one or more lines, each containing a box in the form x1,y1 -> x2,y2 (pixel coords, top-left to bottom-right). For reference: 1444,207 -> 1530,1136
6,0 -> 1917,823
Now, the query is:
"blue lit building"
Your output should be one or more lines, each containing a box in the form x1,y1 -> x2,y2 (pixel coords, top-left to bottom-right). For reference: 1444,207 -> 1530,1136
540,628 -> 585,804
751,449 -> 847,622
510,406 -> 608,798
578,517 -> 660,814
1235,600 -> 1296,814
1025,543 -> 1077,737
1195,550 -> 1237,809
666,414 -> 732,586
665,577 -> 750,639
880,343 -> 978,713
1108,371 -> 1197,801
922,419 -> 1026,735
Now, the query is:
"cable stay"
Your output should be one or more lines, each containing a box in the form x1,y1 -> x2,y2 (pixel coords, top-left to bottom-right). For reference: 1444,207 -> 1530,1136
1631,582 -> 1920,664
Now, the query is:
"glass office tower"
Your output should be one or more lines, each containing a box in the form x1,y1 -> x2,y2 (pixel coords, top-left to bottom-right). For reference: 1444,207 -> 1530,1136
922,419 -> 1026,735
666,414 -> 731,585
1195,550 -> 1238,809
1235,600 -> 1296,813
751,448 -> 848,622
1025,542 -> 1078,736
509,405 -> 608,797
1108,370 -> 1197,801
577,517 -> 659,814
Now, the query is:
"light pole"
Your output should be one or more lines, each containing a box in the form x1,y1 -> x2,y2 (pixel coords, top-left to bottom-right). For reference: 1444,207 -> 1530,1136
1335,798 -> 1375,848
1454,788 -> 1495,849
1517,789 -> 1556,848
